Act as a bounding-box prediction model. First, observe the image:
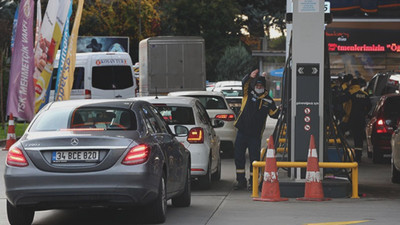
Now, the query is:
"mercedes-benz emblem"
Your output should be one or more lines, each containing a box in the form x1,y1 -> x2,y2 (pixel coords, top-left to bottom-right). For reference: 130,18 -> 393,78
71,138 -> 79,146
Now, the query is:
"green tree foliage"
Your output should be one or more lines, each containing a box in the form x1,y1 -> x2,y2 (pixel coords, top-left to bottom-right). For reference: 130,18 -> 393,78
215,44 -> 257,81
159,0 -> 242,81
79,0 -> 161,62
237,0 -> 286,38
0,0 -> 17,127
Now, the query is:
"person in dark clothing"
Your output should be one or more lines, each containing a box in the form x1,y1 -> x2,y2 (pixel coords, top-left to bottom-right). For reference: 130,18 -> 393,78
340,78 -> 372,162
339,73 -> 354,134
87,39 -> 102,52
233,69 -> 280,190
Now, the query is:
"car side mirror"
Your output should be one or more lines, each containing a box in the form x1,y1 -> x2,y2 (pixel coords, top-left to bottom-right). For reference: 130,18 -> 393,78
211,119 -> 224,128
174,125 -> 188,137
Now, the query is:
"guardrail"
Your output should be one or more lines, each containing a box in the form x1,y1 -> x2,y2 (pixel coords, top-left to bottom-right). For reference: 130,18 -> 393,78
252,161 -> 359,199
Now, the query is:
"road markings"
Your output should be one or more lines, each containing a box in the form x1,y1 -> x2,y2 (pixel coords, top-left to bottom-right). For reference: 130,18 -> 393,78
304,220 -> 370,225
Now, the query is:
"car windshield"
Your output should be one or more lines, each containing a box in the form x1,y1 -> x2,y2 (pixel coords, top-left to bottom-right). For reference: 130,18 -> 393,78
154,106 -> 195,125
30,107 -> 137,131
187,95 -> 228,110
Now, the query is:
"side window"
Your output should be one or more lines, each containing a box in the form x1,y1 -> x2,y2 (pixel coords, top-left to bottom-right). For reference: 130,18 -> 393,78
196,102 -> 212,125
51,67 -> 84,90
142,105 -> 163,133
141,108 -> 155,134
366,77 -> 376,95
148,105 -> 169,133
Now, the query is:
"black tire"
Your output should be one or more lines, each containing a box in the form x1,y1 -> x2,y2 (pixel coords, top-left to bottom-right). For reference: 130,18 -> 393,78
172,165 -> 191,207
212,156 -> 221,181
146,174 -> 167,223
7,201 -> 34,225
373,146 -> 383,163
392,163 -> 400,183
198,156 -> 212,189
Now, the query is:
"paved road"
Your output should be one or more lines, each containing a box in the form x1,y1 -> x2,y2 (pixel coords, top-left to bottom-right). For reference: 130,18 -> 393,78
1,119 -> 400,225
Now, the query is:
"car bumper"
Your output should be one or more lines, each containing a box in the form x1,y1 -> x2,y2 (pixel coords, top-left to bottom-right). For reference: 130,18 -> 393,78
4,164 -> 160,210
186,144 -> 210,176
215,122 -> 237,144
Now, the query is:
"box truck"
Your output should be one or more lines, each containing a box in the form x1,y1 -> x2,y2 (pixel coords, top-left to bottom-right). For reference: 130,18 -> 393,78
138,36 -> 206,96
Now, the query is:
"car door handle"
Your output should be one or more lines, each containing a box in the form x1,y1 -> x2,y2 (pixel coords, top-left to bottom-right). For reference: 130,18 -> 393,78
115,95 -> 122,98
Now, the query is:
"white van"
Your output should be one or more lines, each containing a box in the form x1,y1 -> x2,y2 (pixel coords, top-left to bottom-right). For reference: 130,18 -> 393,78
50,52 -> 137,100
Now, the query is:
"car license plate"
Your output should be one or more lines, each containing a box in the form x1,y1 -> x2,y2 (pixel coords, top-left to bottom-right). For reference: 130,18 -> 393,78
52,151 -> 99,163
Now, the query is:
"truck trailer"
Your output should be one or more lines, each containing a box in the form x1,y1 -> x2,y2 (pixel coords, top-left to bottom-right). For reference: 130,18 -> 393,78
138,36 -> 206,96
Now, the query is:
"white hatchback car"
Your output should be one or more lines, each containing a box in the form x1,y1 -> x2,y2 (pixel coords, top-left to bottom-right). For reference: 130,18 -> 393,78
137,96 -> 222,189
213,86 -> 243,117
168,91 -> 237,157
212,80 -> 242,90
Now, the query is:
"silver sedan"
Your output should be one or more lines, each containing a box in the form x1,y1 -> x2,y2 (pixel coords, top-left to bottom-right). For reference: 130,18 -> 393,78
4,99 -> 191,225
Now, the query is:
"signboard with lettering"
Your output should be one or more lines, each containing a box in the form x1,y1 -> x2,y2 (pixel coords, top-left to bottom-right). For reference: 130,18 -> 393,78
326,28 -> 400,53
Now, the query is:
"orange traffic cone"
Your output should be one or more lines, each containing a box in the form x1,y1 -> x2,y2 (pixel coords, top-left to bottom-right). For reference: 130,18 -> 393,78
3,113 -> 17,151
254,136 -> 288,202
297,135 -> 331,201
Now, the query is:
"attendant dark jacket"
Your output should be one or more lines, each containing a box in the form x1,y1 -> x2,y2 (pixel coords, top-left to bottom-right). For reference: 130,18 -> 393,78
234,74 -> 280,138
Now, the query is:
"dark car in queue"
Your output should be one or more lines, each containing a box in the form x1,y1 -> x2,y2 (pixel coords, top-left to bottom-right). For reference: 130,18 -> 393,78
3,99 -> 191,225
366,93 -> 400,163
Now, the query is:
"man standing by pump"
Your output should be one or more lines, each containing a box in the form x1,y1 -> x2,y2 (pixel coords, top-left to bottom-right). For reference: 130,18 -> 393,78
233,69 -> 281,190
340,78 -> 371,163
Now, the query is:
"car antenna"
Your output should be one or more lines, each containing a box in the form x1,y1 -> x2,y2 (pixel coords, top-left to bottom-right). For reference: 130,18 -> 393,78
155,87 -> 158,99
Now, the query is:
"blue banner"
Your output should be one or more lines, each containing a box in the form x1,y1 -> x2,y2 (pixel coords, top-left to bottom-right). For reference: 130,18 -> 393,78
10,6 -> 19,52
54,3 -> 72,100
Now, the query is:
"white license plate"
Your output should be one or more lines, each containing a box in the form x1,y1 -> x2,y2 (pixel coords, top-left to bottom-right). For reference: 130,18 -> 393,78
52,151 -> 99,163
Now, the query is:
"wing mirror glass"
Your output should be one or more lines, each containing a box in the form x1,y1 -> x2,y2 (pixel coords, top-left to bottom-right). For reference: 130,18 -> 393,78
174,125 -> 189,137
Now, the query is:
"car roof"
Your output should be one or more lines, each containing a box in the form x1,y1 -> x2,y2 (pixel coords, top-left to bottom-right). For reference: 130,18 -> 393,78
134,96 -> 198,106
168,90 -> 225,97
214,86 -> 242,91
214,81 -> 242,87
381,93 -> 400,100
45,99 -> 141,110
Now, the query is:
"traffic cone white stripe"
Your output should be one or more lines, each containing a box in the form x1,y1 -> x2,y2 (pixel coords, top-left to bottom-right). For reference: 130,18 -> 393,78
9,120 -> 14,126
305,171 -> 321,183
308,148 -> 318,158
7,133 -> 16,139
266,149 -> 274,158
263,171 -> 278,182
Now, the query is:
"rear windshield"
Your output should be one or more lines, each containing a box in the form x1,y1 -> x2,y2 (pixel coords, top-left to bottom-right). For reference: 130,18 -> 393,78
51,67 -> 85,90
154,106 -> 195,125
30,107 -> 137,131
188,96 -> 227,110
221,89 -> 243,97
92,66 -> 134,90
383,97 -> 400,119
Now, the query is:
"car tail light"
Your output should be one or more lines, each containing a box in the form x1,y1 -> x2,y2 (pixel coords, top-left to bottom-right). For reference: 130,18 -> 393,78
191,168 -> 205,172
7,146 -> 28,167
215,114 -> 235,121
376,119 -> 388,134
85,89 -> 91,99
187,127 -> 204,143
122,144 -> 150,165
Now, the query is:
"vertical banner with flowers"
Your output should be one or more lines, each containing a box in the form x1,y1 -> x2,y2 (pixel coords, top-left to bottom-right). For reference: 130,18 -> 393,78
33,0 -> 71,113
34,0 -> 41,49
56,0 -> 85,101
6,0 -> 35,121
